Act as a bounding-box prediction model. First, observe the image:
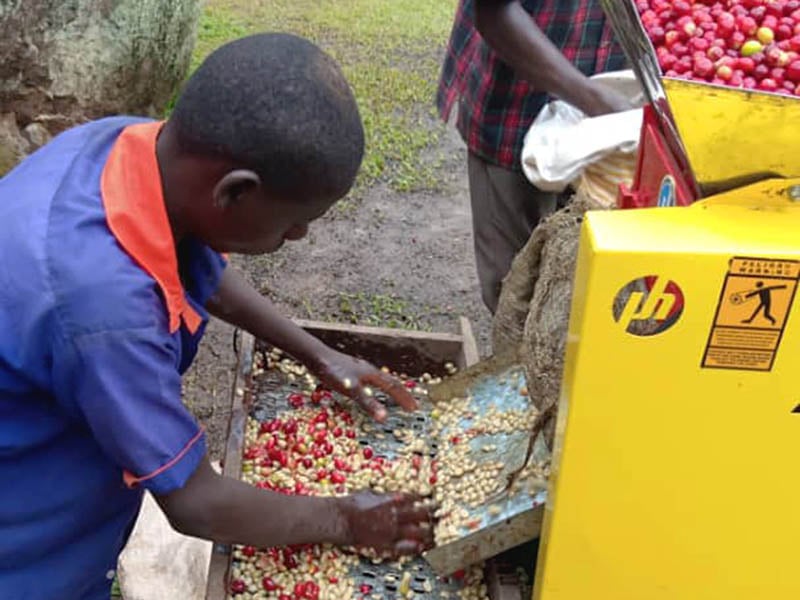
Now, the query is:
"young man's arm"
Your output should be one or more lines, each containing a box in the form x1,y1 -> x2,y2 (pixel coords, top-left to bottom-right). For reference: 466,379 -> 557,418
473,0 -> 631,116
206,267 -> 416,422
156,457 -> 432,554
52,310 -> 432,556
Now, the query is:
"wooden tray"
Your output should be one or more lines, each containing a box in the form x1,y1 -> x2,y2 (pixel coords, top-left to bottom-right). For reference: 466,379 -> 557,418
204,318 -> 525,600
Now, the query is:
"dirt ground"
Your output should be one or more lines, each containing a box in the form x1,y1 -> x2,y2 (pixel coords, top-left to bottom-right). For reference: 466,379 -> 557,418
183,124 -> 492,459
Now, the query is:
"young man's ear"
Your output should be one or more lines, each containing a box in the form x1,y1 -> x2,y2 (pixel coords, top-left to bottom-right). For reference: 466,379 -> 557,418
212,170 -> 261,210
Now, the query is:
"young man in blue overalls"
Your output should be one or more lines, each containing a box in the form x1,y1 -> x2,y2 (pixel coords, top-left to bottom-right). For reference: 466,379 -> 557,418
0,33 -> 432,599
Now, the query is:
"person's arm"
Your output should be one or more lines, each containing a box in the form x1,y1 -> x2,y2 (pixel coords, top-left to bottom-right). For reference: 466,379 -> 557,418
207,268 -> 331,374
51,313 -> 432,555
206,267 -> 416,421
474,0 -> 631,116
156,458 -> 432,554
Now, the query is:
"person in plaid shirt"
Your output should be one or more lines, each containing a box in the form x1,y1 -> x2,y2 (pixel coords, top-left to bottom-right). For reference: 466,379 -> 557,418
438,0 -> 630,315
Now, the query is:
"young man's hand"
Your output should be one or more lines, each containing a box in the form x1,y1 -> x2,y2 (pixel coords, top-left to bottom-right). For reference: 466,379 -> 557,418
339,491 -> 434,555
315,348 -> 417,422
207,268 -> 418,422
578,81 -> 634,117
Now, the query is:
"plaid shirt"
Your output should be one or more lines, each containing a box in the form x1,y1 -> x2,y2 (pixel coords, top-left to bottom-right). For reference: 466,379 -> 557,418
437,0 -> 626,170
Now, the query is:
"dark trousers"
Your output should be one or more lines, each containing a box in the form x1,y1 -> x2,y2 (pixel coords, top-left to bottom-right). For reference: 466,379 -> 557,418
467,151 -> 557,314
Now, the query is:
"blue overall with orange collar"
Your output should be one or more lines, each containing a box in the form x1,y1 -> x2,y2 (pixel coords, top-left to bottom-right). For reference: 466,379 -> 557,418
0,117 -> 227,599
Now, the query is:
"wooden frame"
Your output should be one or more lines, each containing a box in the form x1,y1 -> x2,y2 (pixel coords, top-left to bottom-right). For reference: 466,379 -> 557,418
205,328 -> 255,600
292,317 -> 480,372
205,318 -> 518,600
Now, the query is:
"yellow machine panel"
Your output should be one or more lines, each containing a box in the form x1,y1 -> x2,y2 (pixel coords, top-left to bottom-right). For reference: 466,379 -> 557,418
533,184 -> 800,600
663,79 -> 800,191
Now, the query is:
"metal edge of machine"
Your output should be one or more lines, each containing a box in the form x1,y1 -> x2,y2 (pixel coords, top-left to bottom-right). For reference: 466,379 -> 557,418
424,353 -> 551,578
600,0 -> 701,197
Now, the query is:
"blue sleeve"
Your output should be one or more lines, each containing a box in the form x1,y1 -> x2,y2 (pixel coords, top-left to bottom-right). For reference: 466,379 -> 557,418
51,325 -> 206,495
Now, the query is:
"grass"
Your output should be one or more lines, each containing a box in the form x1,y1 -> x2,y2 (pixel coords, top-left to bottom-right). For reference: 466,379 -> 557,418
187,0 -> 456,193
335,291 -> 431,330
329,290 -> 460,331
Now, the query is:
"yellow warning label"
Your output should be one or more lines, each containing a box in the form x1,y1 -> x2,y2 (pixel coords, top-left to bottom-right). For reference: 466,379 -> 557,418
702,257 -> 800,371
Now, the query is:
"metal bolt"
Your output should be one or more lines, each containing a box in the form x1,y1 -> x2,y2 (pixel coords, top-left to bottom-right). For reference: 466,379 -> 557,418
789,185 -> 800,201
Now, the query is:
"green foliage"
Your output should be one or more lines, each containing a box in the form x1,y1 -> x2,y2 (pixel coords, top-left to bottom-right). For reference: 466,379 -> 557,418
336,292 -> 430,330
185,0 -> 456,193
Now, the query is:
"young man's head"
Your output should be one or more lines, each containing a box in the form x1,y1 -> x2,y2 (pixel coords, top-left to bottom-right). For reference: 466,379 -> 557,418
158,33 -> 364,254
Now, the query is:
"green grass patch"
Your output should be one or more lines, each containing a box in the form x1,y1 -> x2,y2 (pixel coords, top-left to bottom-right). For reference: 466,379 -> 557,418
335,292 -> 430,330
187,0 -> 456,193
191,6 -> 248,72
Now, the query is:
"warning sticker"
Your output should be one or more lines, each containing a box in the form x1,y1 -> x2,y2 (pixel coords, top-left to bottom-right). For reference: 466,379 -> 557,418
702,257 -> 800,371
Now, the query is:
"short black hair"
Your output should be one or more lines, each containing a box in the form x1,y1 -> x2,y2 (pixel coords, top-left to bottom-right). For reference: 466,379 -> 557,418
170,33 -> 364,200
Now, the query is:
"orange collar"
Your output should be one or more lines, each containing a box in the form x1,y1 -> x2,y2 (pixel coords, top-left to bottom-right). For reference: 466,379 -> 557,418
100,121 -> 202,334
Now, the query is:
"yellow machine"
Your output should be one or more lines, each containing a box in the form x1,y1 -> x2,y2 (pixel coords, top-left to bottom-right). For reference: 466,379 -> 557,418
533,182 -> 800,599
531,3 -> 800,596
